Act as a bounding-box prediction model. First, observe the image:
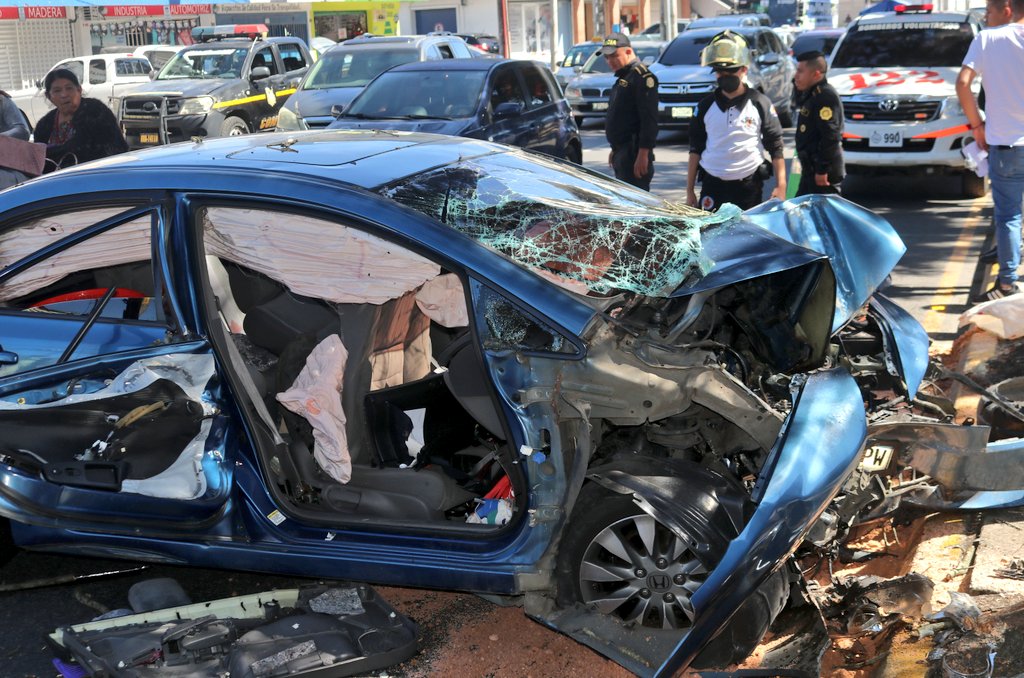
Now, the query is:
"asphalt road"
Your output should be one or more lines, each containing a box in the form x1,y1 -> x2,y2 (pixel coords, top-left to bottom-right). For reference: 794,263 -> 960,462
0,124 -> 994,677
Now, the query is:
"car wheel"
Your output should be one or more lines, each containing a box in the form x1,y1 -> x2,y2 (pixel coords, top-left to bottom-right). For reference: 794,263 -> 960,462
565,141 -> 583,165
962,171 -> 987,199
556,481 -> 788,668
220,116 -> 249,137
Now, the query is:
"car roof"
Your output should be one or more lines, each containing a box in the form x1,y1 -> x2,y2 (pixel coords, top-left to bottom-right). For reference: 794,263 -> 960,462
180,37 -> 298,51
387,58 -> 515,72
675,25 -> 765,39
855,10 -> 972,23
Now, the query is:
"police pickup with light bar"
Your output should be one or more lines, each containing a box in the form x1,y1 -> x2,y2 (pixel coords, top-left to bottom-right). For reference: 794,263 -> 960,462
827,5 -> 987,197
118,24 -> 311,149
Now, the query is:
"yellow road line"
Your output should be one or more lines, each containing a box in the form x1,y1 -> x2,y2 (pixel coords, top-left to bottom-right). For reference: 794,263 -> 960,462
921,199 -> 987,336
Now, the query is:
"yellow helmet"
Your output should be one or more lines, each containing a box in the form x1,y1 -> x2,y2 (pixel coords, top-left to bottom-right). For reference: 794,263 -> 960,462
700,31 -> 750,69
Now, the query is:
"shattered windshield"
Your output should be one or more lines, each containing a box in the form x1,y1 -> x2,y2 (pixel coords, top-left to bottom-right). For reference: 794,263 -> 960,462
382,152 -> 738,297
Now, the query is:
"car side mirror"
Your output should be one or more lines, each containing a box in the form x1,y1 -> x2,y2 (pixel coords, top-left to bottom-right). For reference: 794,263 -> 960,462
250,66 -> 271,81
758,53 -> 780,66
493,101 -> 524,120
330,103 -> 345,118
573,65 -> 583,74
149,70 -> 157,80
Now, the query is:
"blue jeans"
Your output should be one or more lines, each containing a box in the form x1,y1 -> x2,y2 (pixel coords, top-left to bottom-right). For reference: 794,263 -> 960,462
989,145 -> 1024,286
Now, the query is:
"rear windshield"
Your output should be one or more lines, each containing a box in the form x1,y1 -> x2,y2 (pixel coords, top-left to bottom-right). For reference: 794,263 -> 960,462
831,21 -> 974,68
345,69 -> 487,119
303,47 -> 419,89
659,34 -> 716,66
790,33 -> 842,57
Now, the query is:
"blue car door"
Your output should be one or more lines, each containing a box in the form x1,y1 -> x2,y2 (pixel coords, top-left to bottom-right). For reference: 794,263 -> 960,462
0,199 -> 235,535
480,63 -> 530,147
519,63 -> 561,158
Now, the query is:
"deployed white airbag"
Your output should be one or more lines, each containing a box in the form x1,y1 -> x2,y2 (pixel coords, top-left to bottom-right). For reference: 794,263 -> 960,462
202,207 -> 440,305
276,334 -> 352,484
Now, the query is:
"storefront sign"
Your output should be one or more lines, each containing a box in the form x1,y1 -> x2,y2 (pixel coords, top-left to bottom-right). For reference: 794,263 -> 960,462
214,2 -> 293,12
102,5 -> 166,16
0,6 -> 67,19
25,6 -> 67,18
170,4 -> 211,14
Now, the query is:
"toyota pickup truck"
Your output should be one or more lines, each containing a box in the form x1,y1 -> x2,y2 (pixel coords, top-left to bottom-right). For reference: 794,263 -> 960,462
828,5 -> 986,197
118,24 -> 311,148
9,53 -> 154,127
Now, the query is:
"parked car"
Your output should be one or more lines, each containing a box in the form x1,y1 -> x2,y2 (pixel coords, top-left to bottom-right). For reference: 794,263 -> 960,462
10,53 -> 153,127
563,42 -> 666,126
686,14 -> 765,30
634,19 -> 691,40
3,131 -> 1018,675
324,59 -> 582,163
276,34 -> 476,131
654,26 -> 796,129
788,28 -> 845,61
119,24 -> 313,148
553,41 -> 601,89
455,33 -> 501,54
828,6 -> 984,196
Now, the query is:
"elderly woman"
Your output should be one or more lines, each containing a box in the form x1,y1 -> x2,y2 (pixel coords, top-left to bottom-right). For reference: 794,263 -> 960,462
34,68 -> 128,172
0,89 -> 32,189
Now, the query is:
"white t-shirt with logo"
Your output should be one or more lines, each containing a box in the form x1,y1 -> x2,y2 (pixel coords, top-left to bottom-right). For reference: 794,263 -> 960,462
963,23 -> 1024,147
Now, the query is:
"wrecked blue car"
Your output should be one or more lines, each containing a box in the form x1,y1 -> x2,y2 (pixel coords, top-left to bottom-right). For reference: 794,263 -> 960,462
1,132 -> 1020,676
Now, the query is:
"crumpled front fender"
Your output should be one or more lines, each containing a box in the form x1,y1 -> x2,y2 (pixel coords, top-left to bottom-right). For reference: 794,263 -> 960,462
869,293 -> 930,400
654,369 -> 867,676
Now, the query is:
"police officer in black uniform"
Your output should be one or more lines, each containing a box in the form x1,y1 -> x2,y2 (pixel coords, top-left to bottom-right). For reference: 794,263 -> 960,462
602,33 -> 659,191
793,50 -> 844,196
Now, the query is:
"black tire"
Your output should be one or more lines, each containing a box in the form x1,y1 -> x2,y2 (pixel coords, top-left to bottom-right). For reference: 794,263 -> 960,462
963,171 -> 987,199
0,519 -> 16,567
565,141 -> 583,165
556,482 -> 788,668
219,115 -> 249,137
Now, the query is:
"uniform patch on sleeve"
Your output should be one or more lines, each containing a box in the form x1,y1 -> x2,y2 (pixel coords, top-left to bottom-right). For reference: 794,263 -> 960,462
819,106 -> 833,121
701,195 -> 715,211
646,75 -> 656,88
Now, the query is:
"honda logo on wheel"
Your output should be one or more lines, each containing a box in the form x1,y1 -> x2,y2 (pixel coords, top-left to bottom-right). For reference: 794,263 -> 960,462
647,574 -> 671,591
879,99 -> 900,112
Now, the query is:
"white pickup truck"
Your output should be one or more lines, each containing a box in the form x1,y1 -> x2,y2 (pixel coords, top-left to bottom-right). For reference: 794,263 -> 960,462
10,53 -> 154,127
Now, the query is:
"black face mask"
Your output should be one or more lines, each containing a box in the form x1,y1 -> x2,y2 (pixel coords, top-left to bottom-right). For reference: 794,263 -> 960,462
718,74 -> 742,93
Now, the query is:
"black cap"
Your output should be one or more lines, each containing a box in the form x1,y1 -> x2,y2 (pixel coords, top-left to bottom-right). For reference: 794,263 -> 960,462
600,32 -> 631,55
796,50 -> 825,62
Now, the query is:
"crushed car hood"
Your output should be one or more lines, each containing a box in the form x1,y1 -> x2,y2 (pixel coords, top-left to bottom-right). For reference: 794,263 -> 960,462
745,195 -> 906,333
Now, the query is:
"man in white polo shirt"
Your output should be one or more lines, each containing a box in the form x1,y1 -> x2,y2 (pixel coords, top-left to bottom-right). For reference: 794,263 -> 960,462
686,31 -> 787,211
957,0 -> 1024,302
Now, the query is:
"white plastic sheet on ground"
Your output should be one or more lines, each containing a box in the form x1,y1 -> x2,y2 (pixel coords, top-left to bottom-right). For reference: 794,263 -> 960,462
959,293 -> 1024,340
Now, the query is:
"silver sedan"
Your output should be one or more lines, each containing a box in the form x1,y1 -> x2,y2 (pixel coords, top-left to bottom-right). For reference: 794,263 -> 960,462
563,42 -> 665,126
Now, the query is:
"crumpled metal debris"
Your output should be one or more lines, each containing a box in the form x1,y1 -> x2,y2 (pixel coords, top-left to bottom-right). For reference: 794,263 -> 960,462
819,572 -> 934,637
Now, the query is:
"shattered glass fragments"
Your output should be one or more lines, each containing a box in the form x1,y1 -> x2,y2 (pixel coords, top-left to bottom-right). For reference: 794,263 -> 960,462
481,291 -> 568,353
251,640 -> 317,678
383,154 -> 740,297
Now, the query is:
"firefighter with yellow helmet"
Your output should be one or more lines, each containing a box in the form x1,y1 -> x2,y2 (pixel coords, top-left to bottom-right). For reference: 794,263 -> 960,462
686,30 -> 787,211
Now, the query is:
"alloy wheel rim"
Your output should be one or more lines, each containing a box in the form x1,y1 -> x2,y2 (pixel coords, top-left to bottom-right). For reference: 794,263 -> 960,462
578,513 -> 708,629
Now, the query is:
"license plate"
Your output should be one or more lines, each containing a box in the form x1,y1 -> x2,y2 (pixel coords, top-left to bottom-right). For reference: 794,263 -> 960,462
139,133 -> 159,144
860,444 -> 894,472
670,106 -> 694,119
592,102 -> 608,111
869,130 -> 902,148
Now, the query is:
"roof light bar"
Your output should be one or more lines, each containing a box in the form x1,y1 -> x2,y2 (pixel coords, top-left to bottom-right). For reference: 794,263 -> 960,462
191,23 -> 269,42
